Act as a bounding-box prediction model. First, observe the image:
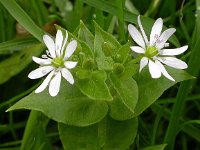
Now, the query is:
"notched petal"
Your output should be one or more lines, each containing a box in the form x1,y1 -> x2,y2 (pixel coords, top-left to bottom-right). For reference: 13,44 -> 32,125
158,57 -> 188,69
64,61 -> 78,69
43,35 -> 56,58
49,72 -> 61,97
128,24 -> 146,48
64,40 -> 77,59
35,70 -> 54,93
160,45 -> 188,56
148,60 -> 161,78
32,56 -> 51,65
61,68 -> 74,84
28,66 -> 54,79
139,57 -> 148,72
130,46 -> 145,54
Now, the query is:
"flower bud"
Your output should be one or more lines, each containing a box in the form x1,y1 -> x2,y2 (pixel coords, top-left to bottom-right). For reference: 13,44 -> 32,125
76,70 -> 91,79
82,59 -> 95,70
113,63 -> 124,75
102,42 -> 115,56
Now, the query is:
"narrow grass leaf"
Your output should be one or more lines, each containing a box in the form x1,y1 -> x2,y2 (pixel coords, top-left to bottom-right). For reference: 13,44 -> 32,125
0,44 -> 44,84
20,111 -> 52,150
0,0 -> 44,42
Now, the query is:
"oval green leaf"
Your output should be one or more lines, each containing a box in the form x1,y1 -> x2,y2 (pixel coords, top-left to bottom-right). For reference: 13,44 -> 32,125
58,116 -> 138,150
7,82 -> 108,127
76,70 -> 113,101
133,67 -> 194,117
109,73 -> 138,120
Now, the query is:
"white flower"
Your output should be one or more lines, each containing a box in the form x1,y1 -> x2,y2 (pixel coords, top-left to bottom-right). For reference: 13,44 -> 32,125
28,29 -> 78,97
128,16 -> 188,81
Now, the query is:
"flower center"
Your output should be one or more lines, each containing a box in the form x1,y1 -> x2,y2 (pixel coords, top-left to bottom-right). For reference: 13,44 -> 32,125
51,57 -> 64,68
145,46 -> 158,58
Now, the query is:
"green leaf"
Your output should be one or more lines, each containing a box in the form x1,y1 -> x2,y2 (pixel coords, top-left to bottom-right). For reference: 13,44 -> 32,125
109,73 -> 138,120
114,42 -> 130,64
78,20 -> 94,50
83,0 -> 180,47
0,44 -> 44,85
0,37 -> 39,54
133,67 -> 194,117
94,21 -> 120,49
108,96 -> 135,121
58,116 -> 138,150
20,111 -> 52,150
76,70 -> 113,101
56,24 -> 94,59
120,60 -> 139,80
141,144 -> 167,150
7,82 -> 108,127
94,21 -> 120,70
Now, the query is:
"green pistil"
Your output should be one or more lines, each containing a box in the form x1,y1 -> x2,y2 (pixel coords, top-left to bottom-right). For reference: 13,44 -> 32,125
145,46 -> 158,58
51,57 -> 64,68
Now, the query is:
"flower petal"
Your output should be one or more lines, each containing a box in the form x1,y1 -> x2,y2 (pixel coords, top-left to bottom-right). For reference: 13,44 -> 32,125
55,30 -> 63,57
64,40 -> 77,59
32,56 -> 51,65
148,59 -> 161,78
49,71 -> 61,97
61,31 -> 68,56
130,46 -> 145,54
155,60 -> 175,81
157,28 -> 176,48
139,57 -> 148,72
150,18 -> 163,46
157,57 -> 188,69
28,66 -> 54,79
128,24 -> 146,48
43,35 -> 56,58
138,16 -> 149,44
64,61 -> 78,69
35,70 -> 54,93
160,45 -> 188,56
61,68 -> 74,84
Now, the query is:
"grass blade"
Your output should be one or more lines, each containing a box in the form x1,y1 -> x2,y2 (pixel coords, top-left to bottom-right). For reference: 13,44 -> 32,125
164,1 -> 200,148
0,0 -> 44,42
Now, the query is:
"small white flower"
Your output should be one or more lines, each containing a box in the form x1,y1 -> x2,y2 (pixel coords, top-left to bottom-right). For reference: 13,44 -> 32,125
28,29 -> 78,97
128,16 -> 188,81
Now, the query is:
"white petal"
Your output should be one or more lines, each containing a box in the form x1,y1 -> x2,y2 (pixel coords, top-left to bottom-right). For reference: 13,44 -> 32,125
157,57 -> 188,69
139,57 -> 148,72
128,24 -> 146,48
43,35 -> 56,58
64,61 -> 78,69
61,68 -> 74,84
157,28 -> 176,48
155,60 -> 175,81
64,40 -> 77,59
150,18 -> 163,45
61,31 -> 68,56
148,59 -> 161,78
49,72 -> 61,97
55,30 -> 63,57
35,70 -> 54,93
28,66 -> 54,79
160,45 -> 188,56
32,56 -> 51,65
130,46 -> 145,54
138,16 -> 149,44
